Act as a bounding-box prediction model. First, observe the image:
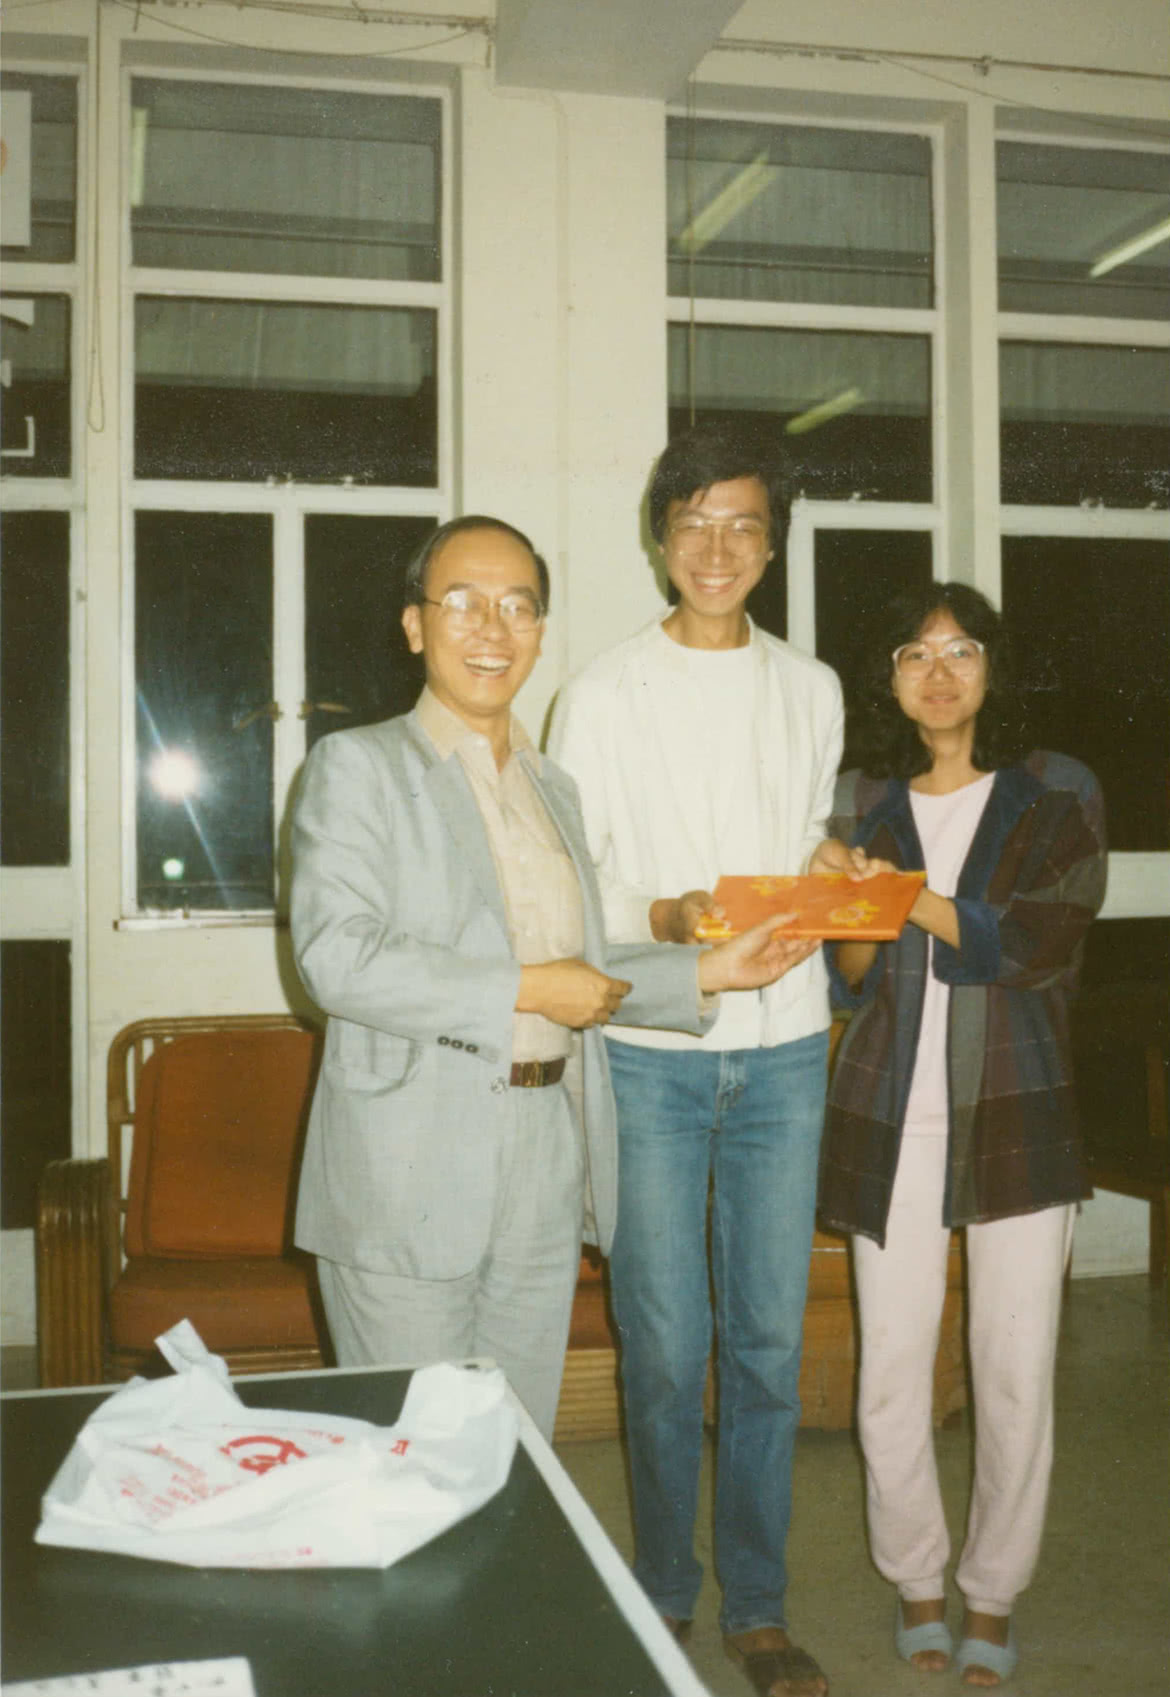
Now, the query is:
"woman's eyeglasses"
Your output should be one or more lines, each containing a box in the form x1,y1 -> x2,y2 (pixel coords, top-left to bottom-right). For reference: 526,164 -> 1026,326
892,637 -> 985,678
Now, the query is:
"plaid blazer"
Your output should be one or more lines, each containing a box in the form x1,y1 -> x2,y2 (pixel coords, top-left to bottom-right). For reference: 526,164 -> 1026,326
820,751 -> 1106,1244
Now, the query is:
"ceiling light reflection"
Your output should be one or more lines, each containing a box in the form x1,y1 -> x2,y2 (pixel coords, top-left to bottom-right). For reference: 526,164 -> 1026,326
149,748 -> 201,801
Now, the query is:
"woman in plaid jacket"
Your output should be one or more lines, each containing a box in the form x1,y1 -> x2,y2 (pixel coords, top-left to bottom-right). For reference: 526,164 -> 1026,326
820,583 -> 1105,1688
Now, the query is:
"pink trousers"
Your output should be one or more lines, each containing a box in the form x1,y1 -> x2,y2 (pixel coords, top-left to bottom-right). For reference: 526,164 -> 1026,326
852,1132 -> 1075,1615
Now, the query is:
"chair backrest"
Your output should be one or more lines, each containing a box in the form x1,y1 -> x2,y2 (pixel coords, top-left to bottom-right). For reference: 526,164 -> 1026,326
113,1017 -> 321,1261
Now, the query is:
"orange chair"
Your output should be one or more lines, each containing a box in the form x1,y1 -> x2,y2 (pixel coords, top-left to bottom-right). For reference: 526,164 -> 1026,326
36,1015 -> 327,1388
35,1013 -> 619,1442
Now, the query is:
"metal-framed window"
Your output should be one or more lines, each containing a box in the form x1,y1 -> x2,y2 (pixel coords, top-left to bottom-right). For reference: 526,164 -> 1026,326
996,129 -> 1170,923
120,69 -> 451,921
0,64 -> 88,1227
666,107 -> 944,650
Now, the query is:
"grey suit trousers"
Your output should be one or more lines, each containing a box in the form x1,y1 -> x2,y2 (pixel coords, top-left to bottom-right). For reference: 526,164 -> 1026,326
316,1082 -> 584,1441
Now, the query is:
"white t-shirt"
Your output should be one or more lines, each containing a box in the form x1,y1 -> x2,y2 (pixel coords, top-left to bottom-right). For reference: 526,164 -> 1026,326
671,641 -> 766,1047
903,772 -> 995,1133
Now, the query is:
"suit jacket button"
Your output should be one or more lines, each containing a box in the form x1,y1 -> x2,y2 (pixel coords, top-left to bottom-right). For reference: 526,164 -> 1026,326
466,1043 -> 479,1054
491,1076 -> 507,1095
451,1038 -> 464,1049
437,1034 -> 449,1046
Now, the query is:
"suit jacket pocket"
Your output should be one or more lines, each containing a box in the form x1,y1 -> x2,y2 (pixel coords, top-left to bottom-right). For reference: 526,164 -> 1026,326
327,1020 -> 421,1092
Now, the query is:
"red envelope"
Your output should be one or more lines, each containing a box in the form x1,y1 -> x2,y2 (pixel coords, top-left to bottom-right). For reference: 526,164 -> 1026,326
693,871 -> 925,941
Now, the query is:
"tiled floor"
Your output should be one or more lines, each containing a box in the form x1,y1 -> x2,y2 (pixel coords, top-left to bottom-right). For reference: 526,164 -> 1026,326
556,1274 -> 1170,1697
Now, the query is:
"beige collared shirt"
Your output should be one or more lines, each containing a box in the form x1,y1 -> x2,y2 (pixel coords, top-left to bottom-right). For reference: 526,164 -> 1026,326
416,688 -> 583,1063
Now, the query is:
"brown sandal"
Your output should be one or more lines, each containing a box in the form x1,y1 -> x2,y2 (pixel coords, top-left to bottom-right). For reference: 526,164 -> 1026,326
724,1630 -> 829,1697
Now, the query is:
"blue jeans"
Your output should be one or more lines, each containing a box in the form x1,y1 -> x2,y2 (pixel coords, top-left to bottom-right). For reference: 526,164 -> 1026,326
606,1032 -> 829,1635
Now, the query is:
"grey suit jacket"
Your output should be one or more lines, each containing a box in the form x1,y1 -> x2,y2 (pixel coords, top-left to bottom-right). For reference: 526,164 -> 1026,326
290,709 -> 712,1279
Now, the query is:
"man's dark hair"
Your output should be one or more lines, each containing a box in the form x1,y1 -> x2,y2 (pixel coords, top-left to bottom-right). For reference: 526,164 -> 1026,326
647,421 -> 792,550
847,581 -> 1030,780
402,515 -> 550,610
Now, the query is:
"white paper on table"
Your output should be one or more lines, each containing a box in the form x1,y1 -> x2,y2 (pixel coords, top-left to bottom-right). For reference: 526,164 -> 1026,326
1,1656 -> 256,1695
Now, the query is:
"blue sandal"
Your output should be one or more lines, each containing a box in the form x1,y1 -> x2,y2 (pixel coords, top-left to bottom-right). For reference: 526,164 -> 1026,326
895,1602 -> 953,1668
955,1624 -> 1018,1685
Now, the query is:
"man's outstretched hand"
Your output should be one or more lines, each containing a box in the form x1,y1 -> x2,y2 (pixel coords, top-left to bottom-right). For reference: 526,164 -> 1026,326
697,916 -> 819,993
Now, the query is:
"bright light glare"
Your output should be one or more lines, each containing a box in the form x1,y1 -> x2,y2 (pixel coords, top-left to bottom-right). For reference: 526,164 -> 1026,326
162,858 -> 185,880
149,748 -> 201,801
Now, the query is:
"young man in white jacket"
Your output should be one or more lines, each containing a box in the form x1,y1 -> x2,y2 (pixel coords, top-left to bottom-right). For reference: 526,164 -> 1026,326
549,424 -> 859,1697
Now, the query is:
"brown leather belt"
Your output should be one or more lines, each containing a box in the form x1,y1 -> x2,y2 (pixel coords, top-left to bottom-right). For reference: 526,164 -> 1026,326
509,1057 -> 567,1088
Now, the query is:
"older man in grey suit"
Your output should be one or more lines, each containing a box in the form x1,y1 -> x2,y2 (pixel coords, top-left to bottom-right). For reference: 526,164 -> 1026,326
290,515 -> 810,1438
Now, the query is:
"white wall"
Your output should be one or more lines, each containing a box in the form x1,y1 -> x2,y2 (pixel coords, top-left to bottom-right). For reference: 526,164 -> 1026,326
2,0 -> 1162,1343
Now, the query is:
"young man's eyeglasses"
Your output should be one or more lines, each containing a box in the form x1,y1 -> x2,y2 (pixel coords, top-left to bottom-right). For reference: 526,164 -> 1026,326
666,516 -> 768,556
421,588 -> 545,633
892,637 -> 986,678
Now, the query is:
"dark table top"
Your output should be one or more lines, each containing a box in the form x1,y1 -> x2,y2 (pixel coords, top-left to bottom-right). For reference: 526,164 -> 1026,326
2,1367 -> 702,1697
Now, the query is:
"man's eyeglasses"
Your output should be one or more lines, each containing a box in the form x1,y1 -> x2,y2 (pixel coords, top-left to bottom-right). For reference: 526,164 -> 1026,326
421,588 -> 545,633
666,516 -> 769,557
892,637 -> 986,678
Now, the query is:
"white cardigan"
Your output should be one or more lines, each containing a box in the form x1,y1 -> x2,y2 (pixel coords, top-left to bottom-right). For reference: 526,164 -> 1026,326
548,617 -> 843,1051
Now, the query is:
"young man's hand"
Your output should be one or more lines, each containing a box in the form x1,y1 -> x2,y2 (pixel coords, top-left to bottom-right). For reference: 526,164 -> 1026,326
649,889 -> 722,944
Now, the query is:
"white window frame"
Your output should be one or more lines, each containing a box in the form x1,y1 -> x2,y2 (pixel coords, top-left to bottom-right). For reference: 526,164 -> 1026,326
993,125 -> 1170,921
0,61 -> 90,1330
785,497 -> 942,655
666,105 -> 946,505
998,504 -> 1170,921
118,65 -> 452,925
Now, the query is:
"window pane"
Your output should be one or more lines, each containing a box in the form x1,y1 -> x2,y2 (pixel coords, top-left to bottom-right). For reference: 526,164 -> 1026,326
1001,536 -> 1170,852
1081,918 -> 1170,990
668,118 -> 932,308
135,298 -> 436,485
0,295 -> 71,477
0,73 -> 77,264
1000,342 -> 1169,507
670,324 -> 931,501
130,79 -> 440,282
815,530 -> 933,762
997,142 -> 1170,320
304,515 -> 431,750
1,940 -> 71,1230
136,512 -> 274,910
1,512 -> 70,865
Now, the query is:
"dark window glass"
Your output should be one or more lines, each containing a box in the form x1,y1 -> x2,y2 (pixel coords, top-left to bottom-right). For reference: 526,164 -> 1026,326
0,73 -> 77,264
1000,342 -> 1169,508
1,939 -> 71,1230
815,529 -> 934,766
746,546 -> 788,643
135,512 -> 275,910
669,324 -> 931,501
668,118 -> 933,308
1,511 -> 70,865
130,80 -> 440,282
997,142 -> 1170,321
1080,918 -> 1170,990
303,514 -> 431,749
134,299 -> 436,485
1001,536 -> 1170,852
0,295 -> 71,477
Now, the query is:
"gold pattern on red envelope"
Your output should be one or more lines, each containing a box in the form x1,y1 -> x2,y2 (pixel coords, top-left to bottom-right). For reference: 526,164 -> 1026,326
694,871 -> 924,941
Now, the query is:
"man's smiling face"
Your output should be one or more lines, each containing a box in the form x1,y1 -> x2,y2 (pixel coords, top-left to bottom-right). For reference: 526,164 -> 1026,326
662,474 -> 773,621
401,525 -> 545,738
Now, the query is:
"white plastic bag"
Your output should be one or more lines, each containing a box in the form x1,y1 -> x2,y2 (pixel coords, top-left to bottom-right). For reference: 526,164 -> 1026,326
35,1320 -> 519,1569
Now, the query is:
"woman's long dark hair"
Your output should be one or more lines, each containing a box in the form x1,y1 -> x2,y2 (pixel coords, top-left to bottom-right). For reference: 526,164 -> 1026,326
845,582 -> 1030,780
